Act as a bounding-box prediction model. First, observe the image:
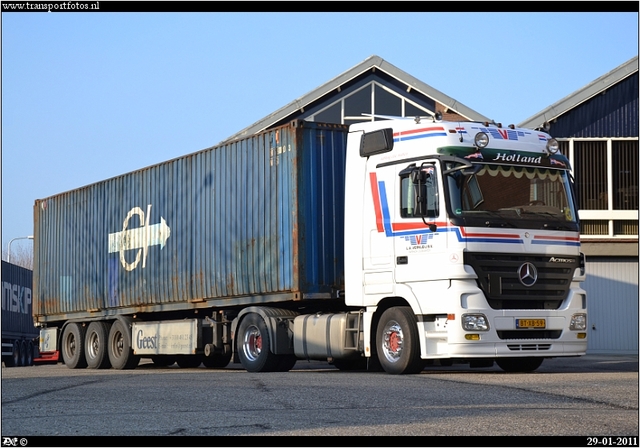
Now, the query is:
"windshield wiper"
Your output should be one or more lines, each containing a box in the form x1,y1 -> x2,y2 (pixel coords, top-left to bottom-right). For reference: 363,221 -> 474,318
467,210 -> 520,228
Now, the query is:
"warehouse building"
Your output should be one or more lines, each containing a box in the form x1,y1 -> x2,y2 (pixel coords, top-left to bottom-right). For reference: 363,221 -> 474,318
520,56 -> 638,354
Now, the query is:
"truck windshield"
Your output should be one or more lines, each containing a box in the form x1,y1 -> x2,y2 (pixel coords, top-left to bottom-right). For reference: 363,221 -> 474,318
446,164 -> 579,230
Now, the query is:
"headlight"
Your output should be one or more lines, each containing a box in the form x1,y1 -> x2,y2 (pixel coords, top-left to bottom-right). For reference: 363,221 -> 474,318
546,138 -> 559,154
462,314 -> 490,331
474,132 -> 489,148
570,313 -> 587,331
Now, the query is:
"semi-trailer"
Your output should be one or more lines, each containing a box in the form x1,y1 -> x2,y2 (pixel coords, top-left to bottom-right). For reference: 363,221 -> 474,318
33,117 -> 587,374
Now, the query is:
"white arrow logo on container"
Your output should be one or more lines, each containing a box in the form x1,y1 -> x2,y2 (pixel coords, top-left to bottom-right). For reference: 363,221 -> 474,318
108,204 -> 171,271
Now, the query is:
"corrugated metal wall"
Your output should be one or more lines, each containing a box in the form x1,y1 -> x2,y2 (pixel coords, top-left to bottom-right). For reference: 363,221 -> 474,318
33,121 -> 348,321
583,256 -> 639,354
550,72 -> 639,138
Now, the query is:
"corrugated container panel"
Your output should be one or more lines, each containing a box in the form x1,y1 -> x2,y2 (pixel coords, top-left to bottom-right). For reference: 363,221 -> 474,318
583,257 -> 639,354
551,72 -> 639,138
2,261 -> 38,337
298,126 -> 347,291
33,121 -> 348,321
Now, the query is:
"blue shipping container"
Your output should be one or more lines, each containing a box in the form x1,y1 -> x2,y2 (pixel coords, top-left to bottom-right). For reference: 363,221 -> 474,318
2,261 -> 38,338
33,121 -> 348,322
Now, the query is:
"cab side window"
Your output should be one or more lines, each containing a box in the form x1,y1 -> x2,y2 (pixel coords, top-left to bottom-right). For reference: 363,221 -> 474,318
400,165 -> 438,218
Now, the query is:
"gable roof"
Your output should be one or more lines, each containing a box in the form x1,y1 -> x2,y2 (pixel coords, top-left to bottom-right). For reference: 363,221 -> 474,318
223,55 -> 491,142
518,56 -> 639,131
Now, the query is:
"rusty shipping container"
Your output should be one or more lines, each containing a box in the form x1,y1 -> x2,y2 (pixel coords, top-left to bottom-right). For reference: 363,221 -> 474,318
33,121 -> 348,323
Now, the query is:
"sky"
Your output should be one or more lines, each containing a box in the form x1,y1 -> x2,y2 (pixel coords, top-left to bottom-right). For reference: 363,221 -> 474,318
1,7 -> 638,258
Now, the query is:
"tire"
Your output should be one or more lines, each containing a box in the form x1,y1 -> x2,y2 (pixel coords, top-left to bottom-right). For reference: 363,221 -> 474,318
5,340 -> 20,367
237,313 -> 280,372
202,352 -> 232,368
376,307 -> 423,375
62,323 -> 88,369
107,319 -> 139,370
19,340 -> 28,367
151,355 -> 177,367
496,357 -> 544,373
85,321 -> 111,369
176,355 -> 203,368
25,341 -> 34,366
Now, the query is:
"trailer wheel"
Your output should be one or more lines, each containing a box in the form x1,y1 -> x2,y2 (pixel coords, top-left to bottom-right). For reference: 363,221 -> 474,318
202,352 -> 232,368
18,340 -> 28,367
496,357 -> 544,373
376,307 -> 423,375
7,340 -> 20,367
85,321 -> 111,369
27,340 -> 35,366
151,356 -> 176,367
108,319 -> 139,370
62,323 -> 88,369
237,313 -> 280,372
176,355 -> 202,368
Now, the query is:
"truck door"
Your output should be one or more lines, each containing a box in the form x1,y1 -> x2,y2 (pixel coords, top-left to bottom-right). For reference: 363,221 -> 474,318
392,161 -> 449,283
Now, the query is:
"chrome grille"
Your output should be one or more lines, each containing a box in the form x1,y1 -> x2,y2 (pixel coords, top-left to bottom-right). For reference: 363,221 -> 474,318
464,252 -> 578,310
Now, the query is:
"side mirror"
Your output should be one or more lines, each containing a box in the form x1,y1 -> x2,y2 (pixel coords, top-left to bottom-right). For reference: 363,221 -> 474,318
360,128 -> 394,157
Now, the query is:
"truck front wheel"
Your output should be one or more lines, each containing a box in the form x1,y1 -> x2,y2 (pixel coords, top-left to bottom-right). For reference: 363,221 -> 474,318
107,319 -> 139,370
62,323 -> 88,369
376,307 -> 423,375
237,313 -> 280,372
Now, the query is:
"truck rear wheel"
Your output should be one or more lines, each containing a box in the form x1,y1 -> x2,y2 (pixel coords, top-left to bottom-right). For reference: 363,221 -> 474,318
107,319 -> 139,370
376,307 -> 423,375
85,321 -> 111,369
62,323 -> 88,369
237,313 -> 280,372
496,357 -> 544,373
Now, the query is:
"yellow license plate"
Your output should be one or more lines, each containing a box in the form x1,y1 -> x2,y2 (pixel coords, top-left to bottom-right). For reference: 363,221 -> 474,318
516,319 -> 546,329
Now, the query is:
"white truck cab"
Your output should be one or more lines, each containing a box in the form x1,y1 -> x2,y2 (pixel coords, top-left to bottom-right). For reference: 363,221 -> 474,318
344,116 -> 587,373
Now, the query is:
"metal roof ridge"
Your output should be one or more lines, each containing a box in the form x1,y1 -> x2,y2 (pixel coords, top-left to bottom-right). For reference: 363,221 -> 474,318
518,55 -> 639,130
221,55 -> 490,143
